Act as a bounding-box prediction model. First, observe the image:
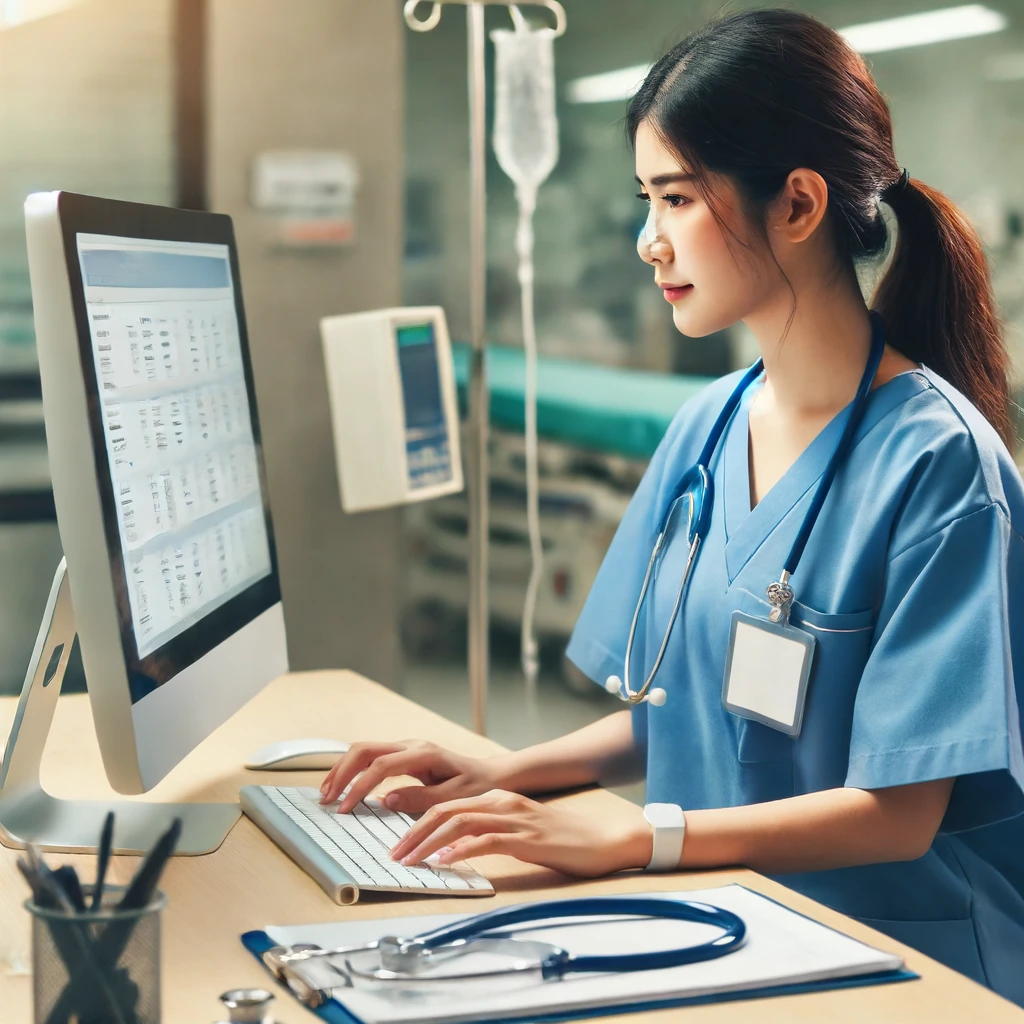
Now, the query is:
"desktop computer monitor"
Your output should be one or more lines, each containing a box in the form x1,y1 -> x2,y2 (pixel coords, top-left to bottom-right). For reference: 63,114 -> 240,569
10,192 -> 288,850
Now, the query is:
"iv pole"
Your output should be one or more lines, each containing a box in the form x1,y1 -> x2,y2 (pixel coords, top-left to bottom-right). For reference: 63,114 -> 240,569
403,1 -> 566,736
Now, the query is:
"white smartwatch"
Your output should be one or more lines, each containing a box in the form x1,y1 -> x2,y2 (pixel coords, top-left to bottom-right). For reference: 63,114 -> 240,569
643,802 -> 686,872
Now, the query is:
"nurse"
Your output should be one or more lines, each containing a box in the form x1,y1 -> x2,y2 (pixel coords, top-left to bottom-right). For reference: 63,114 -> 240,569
320,8 -> 1024,1004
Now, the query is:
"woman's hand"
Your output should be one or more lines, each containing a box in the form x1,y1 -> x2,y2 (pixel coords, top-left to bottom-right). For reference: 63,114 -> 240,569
388,789 -> 653,878
318,740 -> 507,814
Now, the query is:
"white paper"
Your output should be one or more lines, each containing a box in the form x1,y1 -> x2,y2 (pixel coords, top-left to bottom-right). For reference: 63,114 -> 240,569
264,884 -> 904,1024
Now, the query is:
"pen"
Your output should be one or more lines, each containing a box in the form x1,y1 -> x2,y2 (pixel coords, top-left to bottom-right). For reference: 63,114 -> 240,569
91,811 -> 115,911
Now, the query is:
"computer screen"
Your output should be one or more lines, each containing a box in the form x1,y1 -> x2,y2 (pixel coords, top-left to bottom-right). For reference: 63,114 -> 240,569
76,234 -> 273,662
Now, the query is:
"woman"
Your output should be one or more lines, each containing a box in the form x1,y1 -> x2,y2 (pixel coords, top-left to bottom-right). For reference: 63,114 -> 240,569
321,9 -> 1024,1002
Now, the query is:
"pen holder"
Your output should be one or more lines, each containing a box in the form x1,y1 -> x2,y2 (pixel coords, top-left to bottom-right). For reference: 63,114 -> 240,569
26,885 -> 166,1024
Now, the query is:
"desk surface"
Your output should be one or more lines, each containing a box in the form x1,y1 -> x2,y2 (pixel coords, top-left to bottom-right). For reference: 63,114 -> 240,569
1,672 -> 1020,1023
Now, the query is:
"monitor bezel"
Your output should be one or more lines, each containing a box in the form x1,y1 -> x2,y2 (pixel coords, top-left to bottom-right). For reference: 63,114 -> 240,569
56,191 -> 282,700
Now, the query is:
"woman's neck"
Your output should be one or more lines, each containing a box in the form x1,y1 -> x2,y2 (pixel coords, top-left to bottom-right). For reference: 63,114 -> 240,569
743,276 -> 874,420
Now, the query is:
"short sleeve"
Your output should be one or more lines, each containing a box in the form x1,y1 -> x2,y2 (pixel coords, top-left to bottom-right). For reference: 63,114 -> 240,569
846,503 -> 1024,832
565,419 -> 682,691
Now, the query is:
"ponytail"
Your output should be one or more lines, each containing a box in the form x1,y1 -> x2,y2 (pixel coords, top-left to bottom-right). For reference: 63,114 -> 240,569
874,178 -> 1014,448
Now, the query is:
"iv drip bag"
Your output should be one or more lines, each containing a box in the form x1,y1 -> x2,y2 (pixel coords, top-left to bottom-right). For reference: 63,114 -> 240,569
492,23 -> 559,190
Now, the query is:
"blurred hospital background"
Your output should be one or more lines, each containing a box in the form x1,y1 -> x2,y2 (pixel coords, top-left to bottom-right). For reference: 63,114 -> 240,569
2,0 -> 1023,764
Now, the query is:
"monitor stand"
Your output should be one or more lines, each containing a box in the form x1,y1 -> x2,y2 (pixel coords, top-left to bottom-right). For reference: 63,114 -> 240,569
0,560 -> 240,856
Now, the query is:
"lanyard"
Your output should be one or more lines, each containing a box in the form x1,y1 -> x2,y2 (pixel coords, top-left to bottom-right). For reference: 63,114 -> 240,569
766,312 -> 886,621
783,311 -> 886,578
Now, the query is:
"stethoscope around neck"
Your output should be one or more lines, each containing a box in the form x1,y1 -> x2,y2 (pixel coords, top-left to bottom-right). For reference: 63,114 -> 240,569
605,313 -> 887,707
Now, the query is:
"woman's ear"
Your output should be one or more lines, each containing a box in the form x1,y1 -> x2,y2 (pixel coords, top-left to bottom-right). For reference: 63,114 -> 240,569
768,168 -> 829,244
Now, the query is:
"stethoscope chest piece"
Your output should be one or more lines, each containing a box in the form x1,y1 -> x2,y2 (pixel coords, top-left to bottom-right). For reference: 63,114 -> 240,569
216,987 -> 280,1023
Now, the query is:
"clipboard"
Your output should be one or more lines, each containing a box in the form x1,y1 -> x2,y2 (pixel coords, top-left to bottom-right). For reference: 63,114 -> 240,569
240,885 -> 918,1024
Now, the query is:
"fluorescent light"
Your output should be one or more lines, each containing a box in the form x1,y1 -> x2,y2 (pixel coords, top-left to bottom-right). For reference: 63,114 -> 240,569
986,51 -> 1024,80
839,5 -> 1007,55
0,0 -> 83,28
566,5 -> 1008,105
566,63 -> 652,105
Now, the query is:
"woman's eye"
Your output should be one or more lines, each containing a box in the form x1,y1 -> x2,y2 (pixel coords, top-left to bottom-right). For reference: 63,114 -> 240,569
634,191 -> 689,209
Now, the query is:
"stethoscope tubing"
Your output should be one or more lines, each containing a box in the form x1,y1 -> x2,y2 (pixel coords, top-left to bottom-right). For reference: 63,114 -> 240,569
412,896 -> 747,978
622,532 -> 700,704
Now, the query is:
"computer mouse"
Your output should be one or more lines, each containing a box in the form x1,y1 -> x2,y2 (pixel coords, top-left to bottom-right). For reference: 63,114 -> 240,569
244,738 -> 351,771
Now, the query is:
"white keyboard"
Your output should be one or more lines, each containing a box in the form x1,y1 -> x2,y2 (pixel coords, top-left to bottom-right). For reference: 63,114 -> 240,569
239,785 -> 494,905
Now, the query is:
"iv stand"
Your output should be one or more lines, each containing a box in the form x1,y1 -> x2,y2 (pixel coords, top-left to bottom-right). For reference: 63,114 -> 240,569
404,0 -> 566,737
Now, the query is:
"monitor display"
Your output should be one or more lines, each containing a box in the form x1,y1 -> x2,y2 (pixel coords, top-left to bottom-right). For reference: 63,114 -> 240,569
396,321 -> 452,491
76,234 -> 273,660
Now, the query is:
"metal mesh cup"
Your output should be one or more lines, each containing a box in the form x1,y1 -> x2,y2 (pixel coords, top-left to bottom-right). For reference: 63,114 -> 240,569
26,885 -> 165,1024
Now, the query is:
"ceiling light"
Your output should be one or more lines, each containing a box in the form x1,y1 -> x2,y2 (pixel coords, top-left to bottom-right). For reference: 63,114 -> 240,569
566,63 -> 651,105
839,5 -> 1007,55
0,0 -> 84,29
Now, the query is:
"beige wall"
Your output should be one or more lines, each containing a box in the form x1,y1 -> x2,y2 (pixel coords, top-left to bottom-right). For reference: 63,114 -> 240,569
207,0 -> 406,682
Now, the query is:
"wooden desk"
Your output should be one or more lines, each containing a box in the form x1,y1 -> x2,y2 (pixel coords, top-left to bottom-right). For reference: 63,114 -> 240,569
1,672 -> 1020,1022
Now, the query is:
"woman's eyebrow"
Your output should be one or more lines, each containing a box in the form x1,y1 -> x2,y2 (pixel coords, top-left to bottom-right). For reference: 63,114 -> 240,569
635,172 -> 696,187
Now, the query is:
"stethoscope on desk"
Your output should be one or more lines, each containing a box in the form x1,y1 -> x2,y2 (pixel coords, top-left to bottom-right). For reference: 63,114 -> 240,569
605,313 -> 887,707
263,896 -> 746,1007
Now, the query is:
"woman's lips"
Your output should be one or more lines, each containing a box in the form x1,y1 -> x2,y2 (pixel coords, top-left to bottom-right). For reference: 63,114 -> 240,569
661,284 -> 693,303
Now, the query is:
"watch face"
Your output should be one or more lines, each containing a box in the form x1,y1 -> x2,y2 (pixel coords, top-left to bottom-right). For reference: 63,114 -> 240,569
645,803 -> 684,827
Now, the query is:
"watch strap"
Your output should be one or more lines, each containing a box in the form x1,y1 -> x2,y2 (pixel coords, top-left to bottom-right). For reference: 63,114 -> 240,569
643,802 -> 685,872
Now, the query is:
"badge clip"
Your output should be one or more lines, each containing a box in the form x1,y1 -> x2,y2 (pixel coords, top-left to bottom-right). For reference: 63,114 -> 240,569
766,572 -> 795,625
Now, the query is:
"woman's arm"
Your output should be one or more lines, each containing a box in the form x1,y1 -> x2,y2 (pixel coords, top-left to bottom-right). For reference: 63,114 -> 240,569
490,708 -> 643,795
389,776 -> 955,877
681,777 -> 955,873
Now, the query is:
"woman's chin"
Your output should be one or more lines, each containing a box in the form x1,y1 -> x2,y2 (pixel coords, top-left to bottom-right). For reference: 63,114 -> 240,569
671,304 -> 723,339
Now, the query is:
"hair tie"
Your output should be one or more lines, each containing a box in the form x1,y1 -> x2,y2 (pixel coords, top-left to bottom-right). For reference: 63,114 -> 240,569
882,168 -> 910,201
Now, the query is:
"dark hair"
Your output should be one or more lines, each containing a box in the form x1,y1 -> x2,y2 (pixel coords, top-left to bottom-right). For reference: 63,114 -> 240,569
627,8 -> 1014,448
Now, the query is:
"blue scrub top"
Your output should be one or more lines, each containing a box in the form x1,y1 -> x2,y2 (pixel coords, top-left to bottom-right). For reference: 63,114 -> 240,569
567,367 -> 1024,1005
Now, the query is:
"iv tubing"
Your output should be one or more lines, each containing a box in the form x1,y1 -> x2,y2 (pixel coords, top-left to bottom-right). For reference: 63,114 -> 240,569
516,183 -> 542,688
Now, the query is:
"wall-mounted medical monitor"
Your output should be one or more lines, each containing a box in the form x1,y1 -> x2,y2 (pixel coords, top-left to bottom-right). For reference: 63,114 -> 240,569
321,306 -> 463,513
25,191 -> 288,794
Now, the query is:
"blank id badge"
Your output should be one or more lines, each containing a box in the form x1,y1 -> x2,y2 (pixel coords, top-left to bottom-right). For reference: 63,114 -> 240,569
722,612 -> 816,737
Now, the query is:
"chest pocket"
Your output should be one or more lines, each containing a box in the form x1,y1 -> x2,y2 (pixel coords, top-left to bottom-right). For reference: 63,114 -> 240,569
729,587 -> 875,797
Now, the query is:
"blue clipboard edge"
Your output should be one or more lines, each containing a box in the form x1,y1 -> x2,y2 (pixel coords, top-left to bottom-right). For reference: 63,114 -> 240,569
241,885 -> 919,1024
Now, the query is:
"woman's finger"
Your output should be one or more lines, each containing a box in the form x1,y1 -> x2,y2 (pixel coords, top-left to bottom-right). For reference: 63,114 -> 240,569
435,833 -> 525,866
389,793 -> 506,860
318,743 -> 404,804
384,777 -> 462,814
336,750 -> 434,814
397,813 -> 515,865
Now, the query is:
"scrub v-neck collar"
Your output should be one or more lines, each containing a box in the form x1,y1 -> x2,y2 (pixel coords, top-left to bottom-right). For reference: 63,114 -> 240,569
721,369 -> 929,584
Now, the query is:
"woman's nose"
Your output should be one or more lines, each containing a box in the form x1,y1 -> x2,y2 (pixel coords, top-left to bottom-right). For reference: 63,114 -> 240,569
637,211 -> 671,264
637,233 -> 672,265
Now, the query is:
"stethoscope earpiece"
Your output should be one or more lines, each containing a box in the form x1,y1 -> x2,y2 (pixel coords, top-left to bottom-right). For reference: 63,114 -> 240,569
604,675 -> 667,706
